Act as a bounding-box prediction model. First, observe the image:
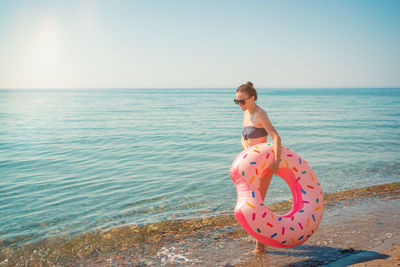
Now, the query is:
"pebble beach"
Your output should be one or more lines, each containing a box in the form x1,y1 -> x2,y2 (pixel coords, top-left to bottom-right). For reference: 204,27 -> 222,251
1,182 -> 398,266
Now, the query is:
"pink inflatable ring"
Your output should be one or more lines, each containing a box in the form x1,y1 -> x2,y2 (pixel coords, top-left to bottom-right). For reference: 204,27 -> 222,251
229,143 -> 324,248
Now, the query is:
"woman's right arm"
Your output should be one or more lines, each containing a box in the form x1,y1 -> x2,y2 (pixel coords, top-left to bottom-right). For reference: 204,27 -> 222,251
241,112 -> 249,150
241,135 -> 249,150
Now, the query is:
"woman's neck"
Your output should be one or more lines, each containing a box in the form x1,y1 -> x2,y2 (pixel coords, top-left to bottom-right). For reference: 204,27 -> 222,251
248,103 -> 257,114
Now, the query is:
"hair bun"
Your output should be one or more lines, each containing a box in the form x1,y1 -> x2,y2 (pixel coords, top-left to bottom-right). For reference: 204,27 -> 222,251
237,81 -> 258,101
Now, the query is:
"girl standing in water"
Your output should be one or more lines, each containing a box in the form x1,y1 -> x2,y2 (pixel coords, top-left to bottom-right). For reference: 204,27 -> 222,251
234,81 -> 282,254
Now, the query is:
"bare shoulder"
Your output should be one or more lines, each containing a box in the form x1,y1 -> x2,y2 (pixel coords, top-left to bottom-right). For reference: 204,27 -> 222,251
256,106 -> 268,119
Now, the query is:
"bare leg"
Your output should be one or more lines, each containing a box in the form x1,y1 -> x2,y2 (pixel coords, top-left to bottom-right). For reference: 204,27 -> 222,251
260,172 -> 273,201
252,172 -> 273,255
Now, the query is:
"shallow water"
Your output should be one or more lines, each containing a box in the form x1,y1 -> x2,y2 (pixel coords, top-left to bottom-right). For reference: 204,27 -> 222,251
1,88 -> 400,246
0,182 -> 398,266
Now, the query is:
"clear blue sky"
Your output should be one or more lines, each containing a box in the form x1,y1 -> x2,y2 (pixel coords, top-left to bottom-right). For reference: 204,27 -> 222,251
0,0 -> 399,89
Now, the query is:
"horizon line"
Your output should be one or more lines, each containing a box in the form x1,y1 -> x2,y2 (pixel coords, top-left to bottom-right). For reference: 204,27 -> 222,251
1,87 -> 400,90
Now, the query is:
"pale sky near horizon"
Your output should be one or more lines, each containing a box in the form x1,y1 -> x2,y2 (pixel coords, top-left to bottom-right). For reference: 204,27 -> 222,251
0,0 -> 399,89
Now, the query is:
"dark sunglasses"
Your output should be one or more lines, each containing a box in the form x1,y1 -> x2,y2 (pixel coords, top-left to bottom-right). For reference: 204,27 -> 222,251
233,96 -> 251,105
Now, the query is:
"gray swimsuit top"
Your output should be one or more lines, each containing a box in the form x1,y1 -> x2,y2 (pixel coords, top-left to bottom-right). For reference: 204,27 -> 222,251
242,126 -> 268,140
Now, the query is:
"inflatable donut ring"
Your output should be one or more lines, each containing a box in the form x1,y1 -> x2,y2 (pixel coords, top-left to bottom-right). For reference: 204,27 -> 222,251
229,143 -> 324,248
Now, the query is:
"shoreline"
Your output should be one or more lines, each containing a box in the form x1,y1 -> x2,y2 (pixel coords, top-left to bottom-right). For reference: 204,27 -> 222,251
1,182 -> 399,266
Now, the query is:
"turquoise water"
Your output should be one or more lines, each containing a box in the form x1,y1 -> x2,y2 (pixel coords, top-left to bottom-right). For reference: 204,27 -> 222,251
1,88 -> 399,246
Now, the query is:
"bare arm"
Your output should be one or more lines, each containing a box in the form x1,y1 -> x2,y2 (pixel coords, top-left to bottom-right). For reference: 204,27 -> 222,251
258,110 -> 282,170
241,135 -> 250,150
241,111 -> 250,150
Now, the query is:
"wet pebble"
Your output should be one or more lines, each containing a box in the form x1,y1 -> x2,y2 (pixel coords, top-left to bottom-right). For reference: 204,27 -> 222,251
88,249 -> 100,257
339,248 -> 355,254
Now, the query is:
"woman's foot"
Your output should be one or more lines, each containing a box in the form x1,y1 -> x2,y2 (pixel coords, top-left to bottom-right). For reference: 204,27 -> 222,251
251,241 -> 265,255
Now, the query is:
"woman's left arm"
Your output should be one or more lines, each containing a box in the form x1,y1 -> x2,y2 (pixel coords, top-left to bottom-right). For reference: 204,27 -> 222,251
258,111 -> 282,173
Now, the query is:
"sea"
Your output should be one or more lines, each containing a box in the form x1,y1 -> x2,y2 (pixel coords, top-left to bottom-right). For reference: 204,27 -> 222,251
1,88 -> 399,247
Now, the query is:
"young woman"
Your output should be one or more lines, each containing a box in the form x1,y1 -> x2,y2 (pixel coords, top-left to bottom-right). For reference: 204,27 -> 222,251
234,81 -> 282,254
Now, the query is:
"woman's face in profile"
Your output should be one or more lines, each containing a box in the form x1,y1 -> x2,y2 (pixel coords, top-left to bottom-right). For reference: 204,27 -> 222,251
235,92 -> 253,111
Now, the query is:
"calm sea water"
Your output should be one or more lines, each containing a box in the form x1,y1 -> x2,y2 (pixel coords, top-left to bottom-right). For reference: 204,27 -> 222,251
1,88 -> 399,246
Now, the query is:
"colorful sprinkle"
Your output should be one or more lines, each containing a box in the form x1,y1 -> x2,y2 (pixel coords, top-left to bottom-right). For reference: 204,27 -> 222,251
249,176 -> 255,184
298,235 -> 304,240
278,217 -> 282,221
287,154 -> 293,157
299,210 -> 304,213
302,171 -> 307,174
267,223 -> 273,227
298,222 -> 303,230
307,185 -> 314,189
266,153 -> 270,159
302,200 -> 309,204
299,158 -> 302,164
282,227 -> 285,235
252,191 -> 255,198
312,214 -> 316,221
243,154 -> 248,159
301,189 -> 307,194
316,198 -> 319,203
255,146 -> 259,149
291,238 -> 295,244
315,206 -> 321,211
296,177 -> 301,183
252,213 -> 256,221
257,228 -> 261,233
293,167 -> 298,172
290,227 -> 294,231
255,168 -> 259,175
307,218 -> 310,227
291,216 -> 294,221
253,150 -> 260,153
247,202 -> 255,208
250,162 -> 257,165
242,171 -> 245,176
282,241 -> 287,244
310,173 -> 315,181
262,212 -> 267,218
285,160 -> 289,169
270,233 -> 277,238
261,162 -> 266,170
